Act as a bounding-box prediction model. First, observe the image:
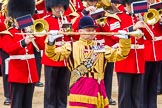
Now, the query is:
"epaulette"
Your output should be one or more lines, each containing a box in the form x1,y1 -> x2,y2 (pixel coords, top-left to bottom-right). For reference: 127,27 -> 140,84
3,27 -> 13,36
105,12 -> 121,22
6,27 -> 13,31
35,0 -> 43,5
69,12 -> 79,17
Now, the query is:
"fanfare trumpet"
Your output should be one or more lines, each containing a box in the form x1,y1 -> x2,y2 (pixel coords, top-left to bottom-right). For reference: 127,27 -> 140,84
15,29 -> 144,39
22,19 -> 49,52
31,19 -> 49,36
144,8 -> 161,25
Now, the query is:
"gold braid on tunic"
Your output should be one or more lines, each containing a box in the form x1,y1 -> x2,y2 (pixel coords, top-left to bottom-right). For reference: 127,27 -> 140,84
45,38 -> 131,80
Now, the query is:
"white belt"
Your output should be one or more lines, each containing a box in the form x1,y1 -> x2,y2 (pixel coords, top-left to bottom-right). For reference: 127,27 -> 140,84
131,44 -> 144,49
153,36 -> 162,41
5,54 -> 35,75
9,54 -> 35,60
37,10 -> 44,14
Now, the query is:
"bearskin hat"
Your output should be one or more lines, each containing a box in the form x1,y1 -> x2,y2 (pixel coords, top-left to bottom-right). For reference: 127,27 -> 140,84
120,0 -> 143,5
45,0 -> 69,12
7,0 -> 35,18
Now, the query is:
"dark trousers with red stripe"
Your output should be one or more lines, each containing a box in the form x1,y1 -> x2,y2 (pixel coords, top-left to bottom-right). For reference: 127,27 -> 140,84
11,83 -> 35,108
104,62 -> 114,100
44,66 -> 70,108
142,61 -> 160,108
0,49 -> 10,99
33,48 -> 42,81
117,73 -> 143,108
157,61 -> 162,94
0,65 -> 2,76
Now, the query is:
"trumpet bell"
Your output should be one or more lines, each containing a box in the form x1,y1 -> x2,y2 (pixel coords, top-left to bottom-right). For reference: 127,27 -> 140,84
159,9 -> 162,17
144,9 -> 159,25
31,19 -> 49,36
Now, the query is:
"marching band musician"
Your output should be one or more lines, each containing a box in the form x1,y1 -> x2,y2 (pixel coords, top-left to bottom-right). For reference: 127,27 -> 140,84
1,0 -> 41,108
40,0 -> 71,108
142,1 -> 162,108
33,0 -> 45,88
0,24 -> 11,105
45,15 -> 131,108
0,0 -> 12,105
110,0 -> 151,108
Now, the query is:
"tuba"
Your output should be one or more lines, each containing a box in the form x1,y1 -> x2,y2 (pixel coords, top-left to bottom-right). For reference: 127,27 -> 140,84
31,19 -> 49,36
144,8 -> 160,25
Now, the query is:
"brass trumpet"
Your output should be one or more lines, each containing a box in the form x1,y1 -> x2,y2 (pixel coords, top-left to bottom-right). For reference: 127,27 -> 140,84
31,19 -> 49,36
144,8 -> 160,25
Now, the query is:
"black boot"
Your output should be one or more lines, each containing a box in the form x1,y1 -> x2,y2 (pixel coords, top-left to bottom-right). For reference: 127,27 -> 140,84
4,98 -> 11,105
109,98 -> 116,105
35,82 -> 43,87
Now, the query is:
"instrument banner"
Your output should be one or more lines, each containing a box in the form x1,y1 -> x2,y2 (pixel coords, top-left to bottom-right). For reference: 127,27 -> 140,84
16,14 -> 33,29
150,2 -> 162,10
131,1 -> 148,14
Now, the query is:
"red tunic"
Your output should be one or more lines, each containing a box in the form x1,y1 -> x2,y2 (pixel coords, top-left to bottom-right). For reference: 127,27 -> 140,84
114,11 -> 145,74
0,17 -> 7,65
2,28 -> 39,83
65,0 -> 84,16
35,0 -> 46,18
143,23 -> 162,61
41,15 -> 72,66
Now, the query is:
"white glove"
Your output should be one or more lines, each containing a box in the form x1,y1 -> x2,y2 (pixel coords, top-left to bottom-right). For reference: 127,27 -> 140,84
48,34 -> 64,43
115,30 -> 129,39
49,30 -> 58,36
48,30 -> 64,43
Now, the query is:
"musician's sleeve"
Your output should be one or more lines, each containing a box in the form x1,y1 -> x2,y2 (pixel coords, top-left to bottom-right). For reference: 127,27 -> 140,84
104,38 -> 131,62
45,43 -> 71,61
